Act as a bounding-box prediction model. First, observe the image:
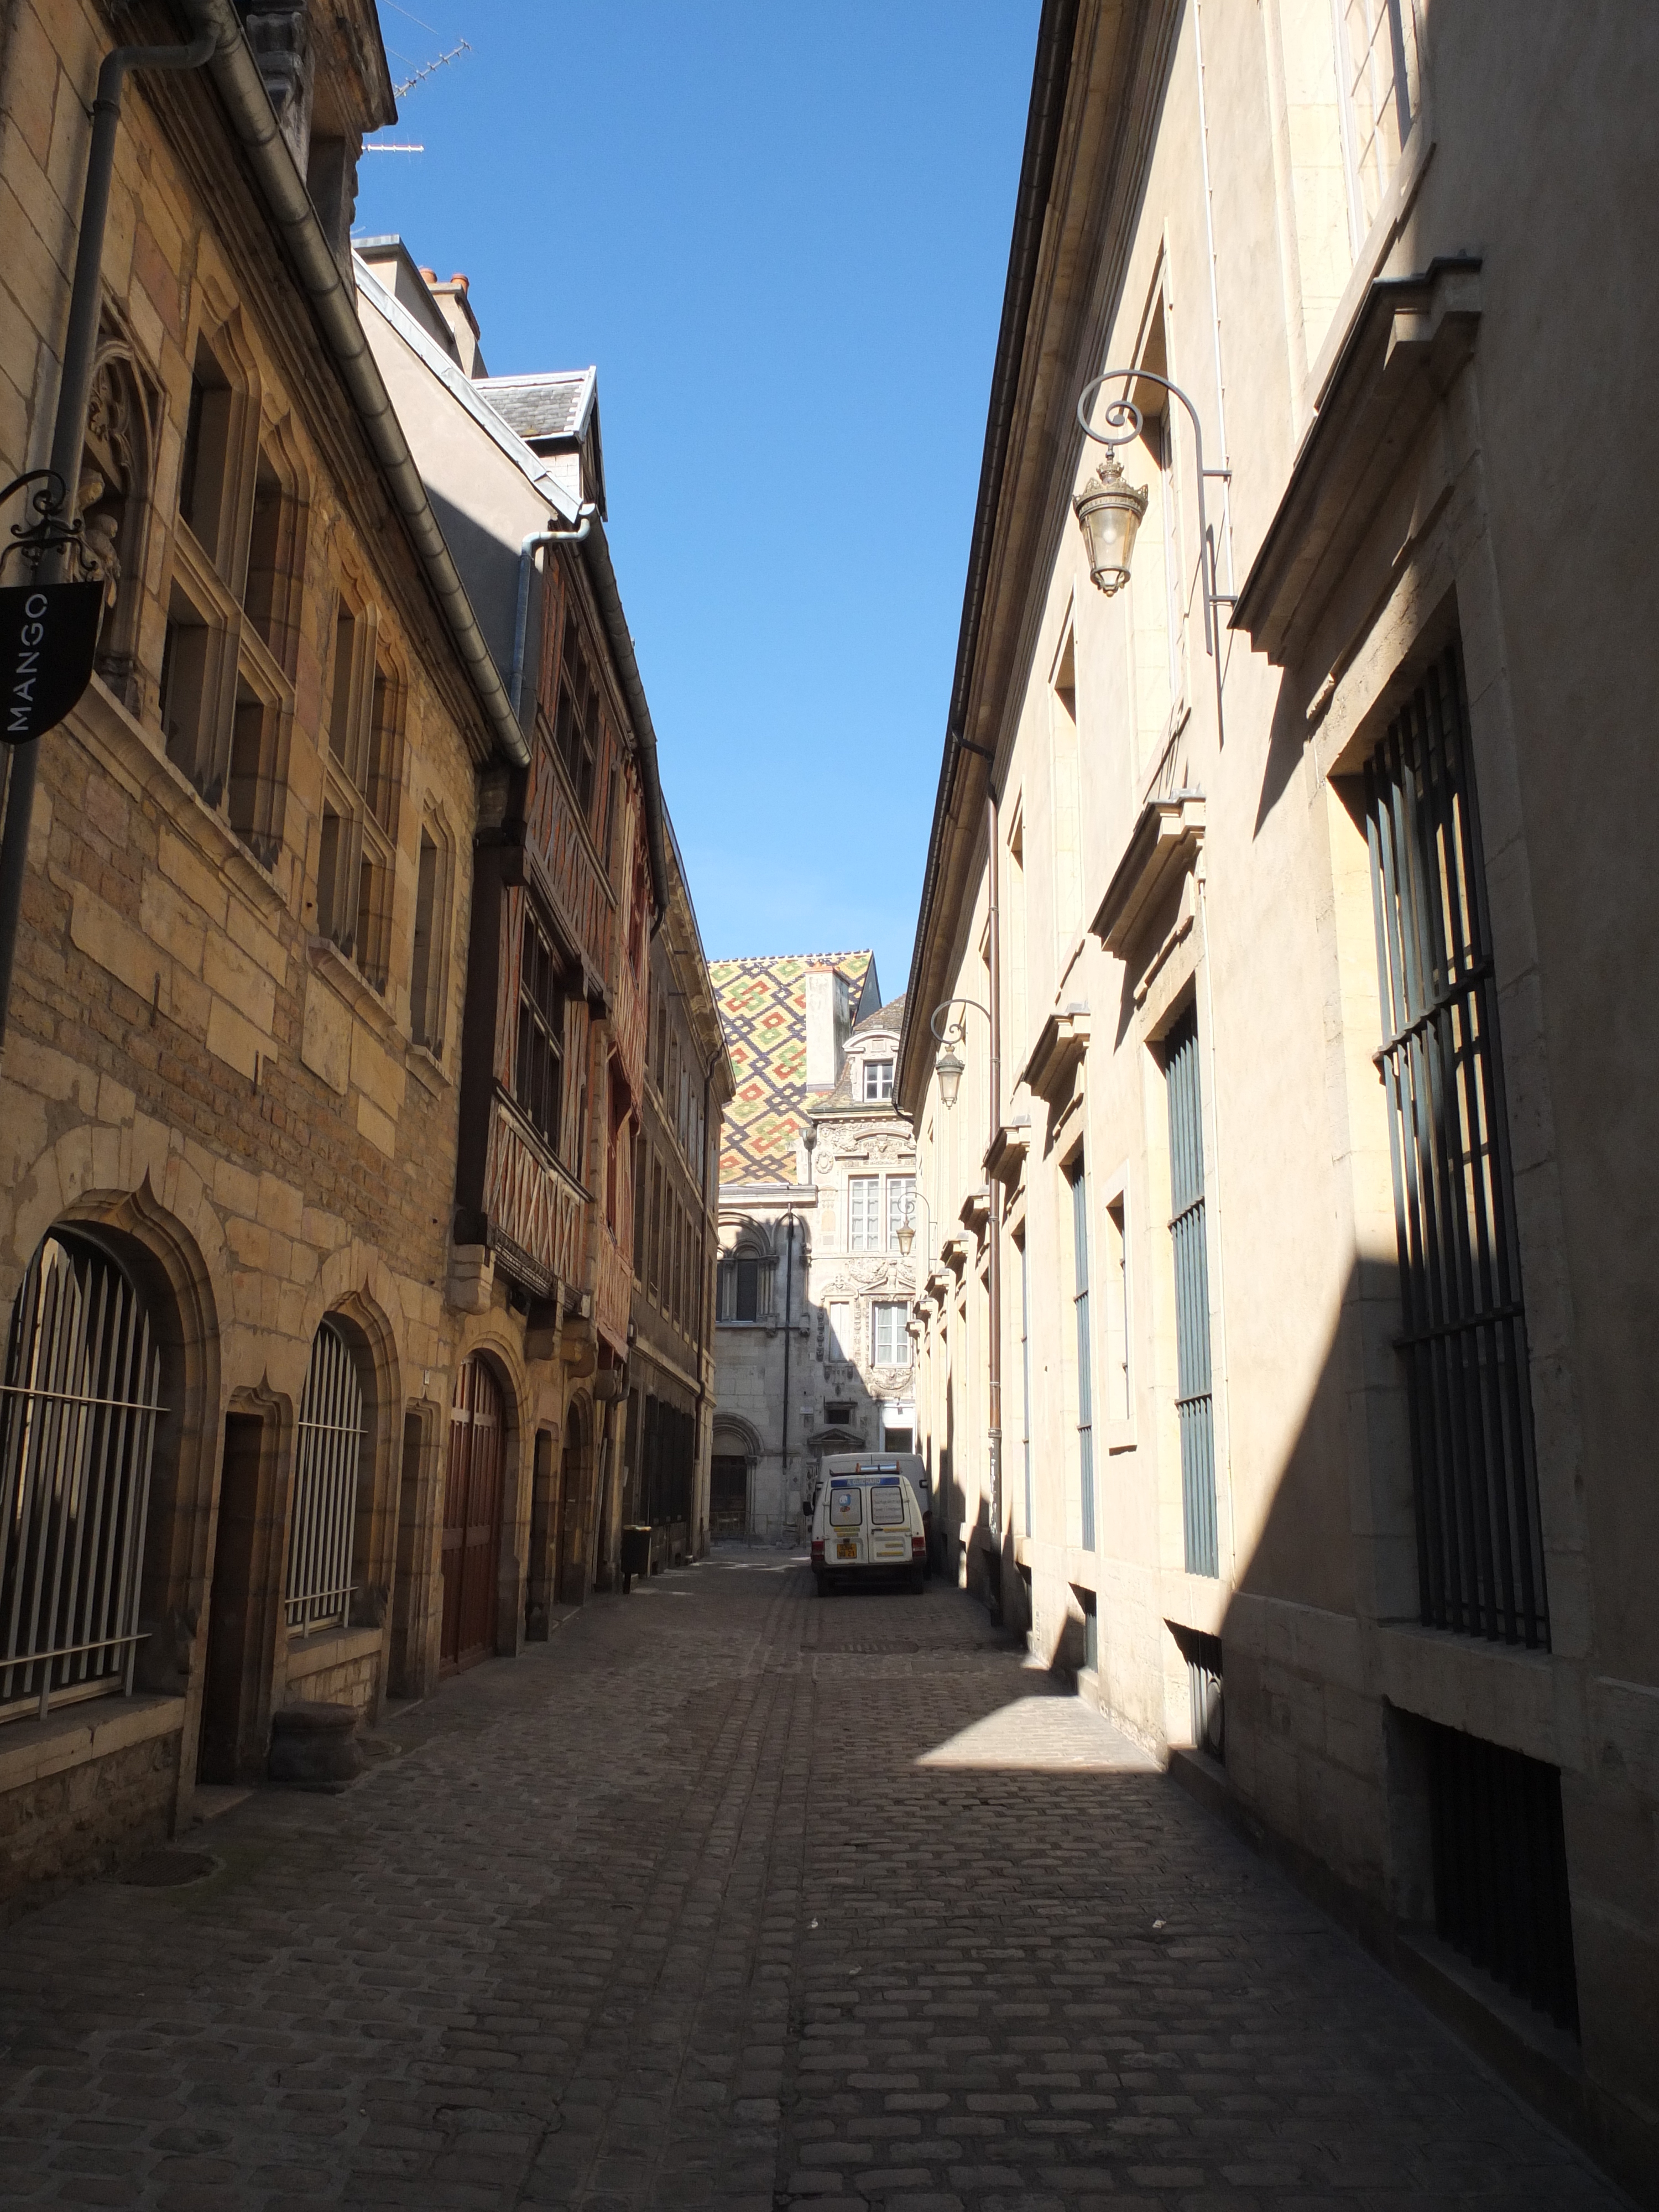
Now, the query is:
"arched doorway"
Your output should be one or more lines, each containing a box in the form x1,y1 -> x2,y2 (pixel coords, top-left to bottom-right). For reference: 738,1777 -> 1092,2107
440,1355 -> 505,1673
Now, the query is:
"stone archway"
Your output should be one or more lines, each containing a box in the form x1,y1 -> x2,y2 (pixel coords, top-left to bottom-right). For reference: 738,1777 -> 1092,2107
710,1413 -> 761,1540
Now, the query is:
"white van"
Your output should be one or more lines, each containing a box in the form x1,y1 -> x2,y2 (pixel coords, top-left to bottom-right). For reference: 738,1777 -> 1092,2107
813,1453 -> 933,1567
810,1468 -> 926,1595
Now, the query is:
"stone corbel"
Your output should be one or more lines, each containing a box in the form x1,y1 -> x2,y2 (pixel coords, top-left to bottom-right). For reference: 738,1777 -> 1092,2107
449,1243 -> 494,1315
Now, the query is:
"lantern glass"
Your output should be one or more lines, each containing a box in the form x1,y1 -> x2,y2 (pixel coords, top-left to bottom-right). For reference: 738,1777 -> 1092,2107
896,1222 -> 915,1257
1073,450 -> 1149,597
935,1044 -> 964,1108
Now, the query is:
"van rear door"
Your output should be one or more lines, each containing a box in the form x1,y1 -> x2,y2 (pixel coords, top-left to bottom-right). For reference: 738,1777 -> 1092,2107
865,1475 -> 912,1567
827,1481 -> 863,1567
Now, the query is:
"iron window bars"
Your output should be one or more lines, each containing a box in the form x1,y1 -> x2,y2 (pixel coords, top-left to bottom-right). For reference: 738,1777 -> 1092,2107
1068,1158 -> 1096,1552
1166,1009 -> 1218,1577
285,1321 -> 364,1634
0,1233 -> 163,1722
1364,646 -> 1547,1647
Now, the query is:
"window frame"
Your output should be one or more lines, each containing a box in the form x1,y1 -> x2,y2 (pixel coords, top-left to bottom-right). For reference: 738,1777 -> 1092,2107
848,1175 -> 880,1253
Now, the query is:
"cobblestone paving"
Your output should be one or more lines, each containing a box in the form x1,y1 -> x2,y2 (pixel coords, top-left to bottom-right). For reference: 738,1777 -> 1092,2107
0,1552 -> 1626,2211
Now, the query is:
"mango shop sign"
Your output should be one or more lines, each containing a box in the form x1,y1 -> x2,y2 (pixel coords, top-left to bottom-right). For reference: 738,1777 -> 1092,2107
1,581 -> 102,744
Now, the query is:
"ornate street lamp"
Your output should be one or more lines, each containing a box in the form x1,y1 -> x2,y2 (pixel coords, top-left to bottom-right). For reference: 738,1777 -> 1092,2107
1072,446 -> 1149,598
933,1041 -> 964,1109
1073,368 -> 1235,735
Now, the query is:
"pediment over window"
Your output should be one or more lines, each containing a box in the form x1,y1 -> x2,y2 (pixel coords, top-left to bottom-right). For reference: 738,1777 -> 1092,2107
1232,258 -> 1482,668
1090,794 -> 1205,959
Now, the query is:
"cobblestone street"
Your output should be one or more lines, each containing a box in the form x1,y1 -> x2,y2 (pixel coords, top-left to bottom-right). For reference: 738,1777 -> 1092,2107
0,1553 -> 1625,2211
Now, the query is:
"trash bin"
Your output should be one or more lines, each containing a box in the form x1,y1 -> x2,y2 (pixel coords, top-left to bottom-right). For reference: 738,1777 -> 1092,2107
620,1524 -> 653,1593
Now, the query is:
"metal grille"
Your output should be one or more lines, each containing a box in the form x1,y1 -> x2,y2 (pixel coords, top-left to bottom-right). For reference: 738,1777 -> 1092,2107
1426,1718 -> 1577,2032
0,1232 -> 163,1722
1019,1237 -> 1033,1537
1364,647 -> 1546,1647
1068,1161 -> 1095,1551
1166,1009 -> 1217,1575
285,1321 -> 363,1634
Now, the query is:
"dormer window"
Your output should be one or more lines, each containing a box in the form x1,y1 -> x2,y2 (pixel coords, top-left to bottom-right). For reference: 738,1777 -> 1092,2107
863,1058 -> 895,1103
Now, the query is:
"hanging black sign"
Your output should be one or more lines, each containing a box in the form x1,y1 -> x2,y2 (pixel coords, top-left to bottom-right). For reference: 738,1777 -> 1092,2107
0,580 -> 102,745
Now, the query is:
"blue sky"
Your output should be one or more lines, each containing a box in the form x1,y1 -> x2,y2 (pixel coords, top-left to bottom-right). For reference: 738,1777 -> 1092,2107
354,1 -> 1037,1003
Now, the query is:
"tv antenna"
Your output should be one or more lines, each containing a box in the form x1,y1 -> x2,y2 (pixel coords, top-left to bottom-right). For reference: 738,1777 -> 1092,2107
394,39 -> 471,98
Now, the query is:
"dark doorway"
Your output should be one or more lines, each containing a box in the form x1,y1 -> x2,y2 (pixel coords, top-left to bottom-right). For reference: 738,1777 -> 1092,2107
556,1402 -> 590,1604
709,1454 -> 748,1538
440,1355 -> 505,1674
199,1411 -> 265,1783
525,1428 -> 555,1639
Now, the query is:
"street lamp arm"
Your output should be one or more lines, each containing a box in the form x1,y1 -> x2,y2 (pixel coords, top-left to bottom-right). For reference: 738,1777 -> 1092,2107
1075,367 -> 1234,659
930,997 -> 990,1044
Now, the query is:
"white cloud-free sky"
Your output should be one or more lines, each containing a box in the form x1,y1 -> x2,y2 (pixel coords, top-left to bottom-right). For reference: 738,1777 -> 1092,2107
355,1 -> 1037,1002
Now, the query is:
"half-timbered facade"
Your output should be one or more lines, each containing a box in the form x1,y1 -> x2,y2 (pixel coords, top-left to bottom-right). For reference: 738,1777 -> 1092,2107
356,241 -> 670,1620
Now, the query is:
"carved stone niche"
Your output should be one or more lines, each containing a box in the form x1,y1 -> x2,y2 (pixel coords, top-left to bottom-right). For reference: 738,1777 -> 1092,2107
79,336 -> 156,714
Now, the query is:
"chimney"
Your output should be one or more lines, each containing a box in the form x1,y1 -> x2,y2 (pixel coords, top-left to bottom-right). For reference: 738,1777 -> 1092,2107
426,271 -> 488,378
803,963 -> 843,1092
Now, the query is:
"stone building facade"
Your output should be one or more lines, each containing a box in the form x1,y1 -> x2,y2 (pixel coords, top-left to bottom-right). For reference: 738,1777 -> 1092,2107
622,817 -> 730,1568
709,953 -> 917,1541
0,1 -> 511,1900
899,0 -> 1659,2190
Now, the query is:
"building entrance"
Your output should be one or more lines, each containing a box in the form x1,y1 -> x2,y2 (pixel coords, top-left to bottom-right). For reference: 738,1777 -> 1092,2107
441,1356 -> 504,1674
709,1455 -> 748,1538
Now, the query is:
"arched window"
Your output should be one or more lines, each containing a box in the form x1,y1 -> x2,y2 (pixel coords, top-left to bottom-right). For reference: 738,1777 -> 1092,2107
285,1320 -> 365,1634
0,1231 -> 164,1721
717,1232 -> 775,1324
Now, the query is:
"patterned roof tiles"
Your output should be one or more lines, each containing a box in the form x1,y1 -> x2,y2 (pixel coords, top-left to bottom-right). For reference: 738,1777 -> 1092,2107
709,951 -> 877,1183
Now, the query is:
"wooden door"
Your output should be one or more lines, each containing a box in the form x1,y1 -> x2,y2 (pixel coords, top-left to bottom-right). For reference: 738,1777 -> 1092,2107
441,1357 -> 505,1674
709,1455 -> 748,1538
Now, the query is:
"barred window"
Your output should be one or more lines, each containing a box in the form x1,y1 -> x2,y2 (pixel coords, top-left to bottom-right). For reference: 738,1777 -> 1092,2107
1364,644 -> 1545,1647
0,1232 -> 163,1721
285,1320 -> 364,1635
515,909 -> 564,1151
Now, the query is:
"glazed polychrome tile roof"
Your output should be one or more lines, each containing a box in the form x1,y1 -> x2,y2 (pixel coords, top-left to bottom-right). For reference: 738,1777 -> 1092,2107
709,952 -> 878,1185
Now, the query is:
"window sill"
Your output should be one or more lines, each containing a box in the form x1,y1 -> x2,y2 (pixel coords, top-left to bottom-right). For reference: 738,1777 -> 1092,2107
76,675 -> 290,924
405,1040 -> 451,1098
0,1690 -> 186,1791
307,936 -> 398,1036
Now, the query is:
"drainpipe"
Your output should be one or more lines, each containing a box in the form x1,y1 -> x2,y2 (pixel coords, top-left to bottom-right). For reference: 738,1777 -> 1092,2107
510,508 -> 595,724
0,25 -> 217,1056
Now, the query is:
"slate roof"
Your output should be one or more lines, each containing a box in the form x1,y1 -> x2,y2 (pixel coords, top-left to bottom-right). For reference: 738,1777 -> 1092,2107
709,952 -> 878,1184
476,370 -> 594,444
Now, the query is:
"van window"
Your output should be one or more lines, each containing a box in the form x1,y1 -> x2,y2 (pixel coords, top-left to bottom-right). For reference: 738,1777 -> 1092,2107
869,1484 -> 907,1528
828,1486 -> 862,1528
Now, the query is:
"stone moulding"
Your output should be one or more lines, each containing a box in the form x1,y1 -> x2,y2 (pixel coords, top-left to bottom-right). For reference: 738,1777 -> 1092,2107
1231,257 -> 1483,669
1020,1003 -> 1093,1108
1090,792 -> 1206,961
